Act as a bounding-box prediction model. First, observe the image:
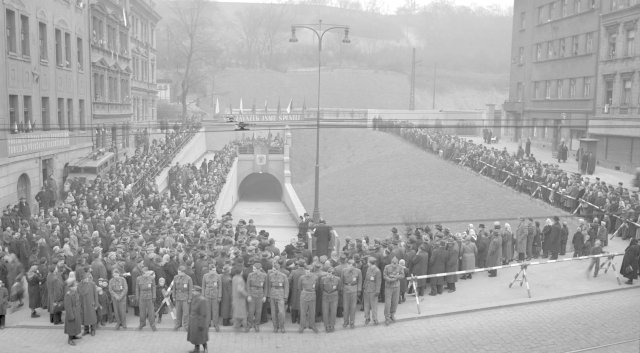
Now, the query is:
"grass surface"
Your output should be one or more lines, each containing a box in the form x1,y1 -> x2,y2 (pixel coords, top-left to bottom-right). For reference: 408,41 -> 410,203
290,127 -> 569,239
209,68 -> 507,113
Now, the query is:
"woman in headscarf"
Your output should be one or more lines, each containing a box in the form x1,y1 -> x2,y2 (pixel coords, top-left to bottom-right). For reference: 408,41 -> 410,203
502,223 -> 514,264
27,265 -> 43,318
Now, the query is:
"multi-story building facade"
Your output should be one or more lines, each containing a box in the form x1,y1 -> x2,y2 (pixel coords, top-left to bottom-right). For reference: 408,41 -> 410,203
129,0 -> 160,123
591,0 -> 640,171
504,0 -> 640,172
0,0 -> 93,211
504,0 -> 601,153
90,0 -> 133,151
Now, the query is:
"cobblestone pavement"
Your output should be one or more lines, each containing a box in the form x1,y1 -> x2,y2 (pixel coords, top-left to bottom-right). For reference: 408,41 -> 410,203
1,289 -> 638,353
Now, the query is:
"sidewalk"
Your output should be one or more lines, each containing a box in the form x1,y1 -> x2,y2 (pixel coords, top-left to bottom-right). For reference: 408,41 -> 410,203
5,234 -> 635,331
468,137 -> 636,189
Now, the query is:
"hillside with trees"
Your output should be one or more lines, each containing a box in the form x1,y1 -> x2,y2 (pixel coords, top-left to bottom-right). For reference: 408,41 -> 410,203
155,0 -> 512,113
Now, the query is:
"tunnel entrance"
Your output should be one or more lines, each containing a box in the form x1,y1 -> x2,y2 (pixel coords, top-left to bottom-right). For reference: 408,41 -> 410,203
238,173 -> 282,201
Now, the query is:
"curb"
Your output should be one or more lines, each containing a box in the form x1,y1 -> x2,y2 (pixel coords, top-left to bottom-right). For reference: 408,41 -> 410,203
4,285 -> 638,331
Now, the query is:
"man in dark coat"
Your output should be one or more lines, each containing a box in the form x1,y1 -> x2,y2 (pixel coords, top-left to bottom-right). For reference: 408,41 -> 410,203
313,220 -> 332,257
548,216 -> 563,260
410,244 -> 429,296
187,285 -> 210,353
64,272 -> 81,345
621,239 -> 640,285
428,241 -> 447,296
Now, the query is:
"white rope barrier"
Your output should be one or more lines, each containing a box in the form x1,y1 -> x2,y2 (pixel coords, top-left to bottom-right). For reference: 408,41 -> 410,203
405,252 -> 625,313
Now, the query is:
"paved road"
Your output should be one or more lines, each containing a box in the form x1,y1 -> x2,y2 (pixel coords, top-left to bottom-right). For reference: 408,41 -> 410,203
2,288 -> 638,353
231,200 -> 298,249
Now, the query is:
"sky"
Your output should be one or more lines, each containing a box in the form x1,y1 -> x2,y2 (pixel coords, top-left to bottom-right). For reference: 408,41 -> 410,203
218,0 -> 514,14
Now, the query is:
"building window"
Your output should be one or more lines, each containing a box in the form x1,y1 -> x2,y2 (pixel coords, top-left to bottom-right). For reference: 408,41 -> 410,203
20,15 -> 29,57
549,1 -> 557,21
546,81 -> 552,99
583,77 -> 591,97
121,79 -> 129,102
107,25 -> 116,50
569,79 -> 577,97
108,76 -> 116,102
547,40 -> 555,58
604,79 -> 614,108
622,78 -> 632,106
520,11 -> 526,29
9,95 -> 18,132
536,43 -> 542,60
57,98 -> 64,129
534,82 -> 540,99
626,28 -> 635,56
23,95 -> 31,129
77,37 -> 83,70
92,16 -> 103,43
517,82 -> 523,101
119,31 -> 128,54
574,0 -> 582,13
64,32 -> 71,68
6,9 -> 16,53
538,6 -> 545,24
562,0 -> 569,16
55,29 -> 62,66
572,35 -> 580,55
42,97 -> 50,131
557,79 -> 564,98
79,99 -> 85,130
559,38 -> 566,57
67,99 -> 73,131
586,32 -> 594,53
39,22 -> 47,61
608,32 -> 617,59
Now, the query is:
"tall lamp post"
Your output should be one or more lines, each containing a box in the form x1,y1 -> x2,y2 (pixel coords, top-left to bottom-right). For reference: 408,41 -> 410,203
290,19 -> 350,223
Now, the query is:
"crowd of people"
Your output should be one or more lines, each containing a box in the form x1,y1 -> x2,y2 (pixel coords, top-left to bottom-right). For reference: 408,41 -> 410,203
0,117 -> 638,352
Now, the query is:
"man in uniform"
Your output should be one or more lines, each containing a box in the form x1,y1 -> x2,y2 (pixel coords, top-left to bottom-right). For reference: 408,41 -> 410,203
136,268 -> 156,331
340,259 -> 361,329
362,257 -> 381,326
322,267 -> 340,332
246,262 -> 267,332
201,262 -> 222,331
173,265 -> 193,331
108,268 -> 128,329
267,260 -> 288,333
383,256 -> 403,325
298,265 -> 318,333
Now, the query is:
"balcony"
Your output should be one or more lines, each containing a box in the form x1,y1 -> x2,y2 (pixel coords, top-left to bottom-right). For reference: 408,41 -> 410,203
131,80 -> 158,92
503,100 -> 523,112
93,102 -> 133,117
6,130 -> 71,157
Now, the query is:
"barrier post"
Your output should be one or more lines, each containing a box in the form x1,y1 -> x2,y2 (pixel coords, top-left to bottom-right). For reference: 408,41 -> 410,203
599,255 -> 622,285
531,185 -> 541,198
610,223 -> 626,240
508,264 -> 532,298
409,276 -> 421,314
503,175 -> 511,184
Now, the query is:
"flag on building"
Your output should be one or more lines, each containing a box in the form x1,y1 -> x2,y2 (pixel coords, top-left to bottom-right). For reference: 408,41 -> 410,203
215,98 -> 220,114
276,98 -> 281,115
122,7 -> 128,27
264,99 -> 268,112
239,98 -> 244,114
286,99 -> 292,114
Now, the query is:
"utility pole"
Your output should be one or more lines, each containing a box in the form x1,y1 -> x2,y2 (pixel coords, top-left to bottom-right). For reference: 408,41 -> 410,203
432,63 -> 437,110
409,47 -> 416,110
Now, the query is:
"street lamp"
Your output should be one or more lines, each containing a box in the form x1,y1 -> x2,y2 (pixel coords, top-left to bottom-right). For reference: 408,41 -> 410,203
290,19 -> 350,223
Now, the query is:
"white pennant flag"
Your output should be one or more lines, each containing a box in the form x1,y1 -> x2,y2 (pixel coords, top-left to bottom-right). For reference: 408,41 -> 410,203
215,98 -> 220,114
239,98 -> 244,114
286,98 -> 292,114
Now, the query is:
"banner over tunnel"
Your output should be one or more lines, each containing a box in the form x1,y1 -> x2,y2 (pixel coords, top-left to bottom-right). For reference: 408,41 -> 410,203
238,173 -> 283,201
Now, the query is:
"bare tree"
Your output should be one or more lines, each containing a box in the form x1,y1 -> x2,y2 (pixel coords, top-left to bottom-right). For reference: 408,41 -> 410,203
166,0 -> 212,120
